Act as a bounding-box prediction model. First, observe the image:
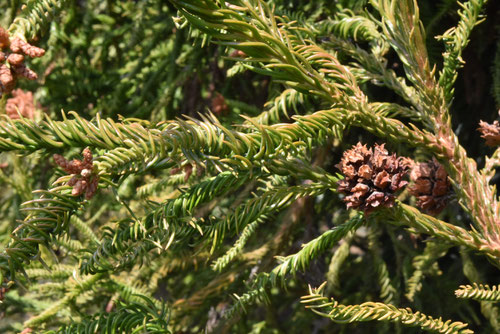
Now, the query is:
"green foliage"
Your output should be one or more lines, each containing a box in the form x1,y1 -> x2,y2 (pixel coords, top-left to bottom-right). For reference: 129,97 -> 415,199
302,283 -> 473,333
0,0 -> 499,333
45,296 -> 170,334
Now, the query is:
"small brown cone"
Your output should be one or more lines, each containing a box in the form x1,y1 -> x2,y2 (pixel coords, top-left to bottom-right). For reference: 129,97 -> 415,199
409,158 -> 451,215
336,143 -> 411,213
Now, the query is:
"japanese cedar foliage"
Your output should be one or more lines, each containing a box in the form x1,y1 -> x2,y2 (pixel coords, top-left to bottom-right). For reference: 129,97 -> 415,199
0,0 -> 499,333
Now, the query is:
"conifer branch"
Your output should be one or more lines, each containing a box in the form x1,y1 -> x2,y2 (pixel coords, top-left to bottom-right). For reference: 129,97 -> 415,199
23,273 -> 103,328
301,283 -> 474,333
391,202 -> 497,259
225,214 -> 364,316
0,181 -> 83,283
8,0 -> 71,40
268,214 -> 364,285
326,232 -> 353,295
455,283 -> 500,302
406,240 -> 451,301
80,171 -> 249,274
438,0 -> 488,102
44,295 -> 170,334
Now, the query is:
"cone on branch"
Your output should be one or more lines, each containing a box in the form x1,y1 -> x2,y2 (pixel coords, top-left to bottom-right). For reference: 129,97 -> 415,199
0,27 -> 45,95
336,143 -> 411,213
53,148 -> 99,200
409,158 -> 451,215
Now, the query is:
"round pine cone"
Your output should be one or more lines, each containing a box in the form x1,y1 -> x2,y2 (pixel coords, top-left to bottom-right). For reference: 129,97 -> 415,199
409,158 -> 451,215
336,143 -> 411,213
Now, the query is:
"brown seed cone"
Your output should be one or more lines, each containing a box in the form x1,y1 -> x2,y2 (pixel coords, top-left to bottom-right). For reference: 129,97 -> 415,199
0,27 -> 9,49
0,64 -> 15,91
478,120 -> 500,147
336,143 -> 411,213
6,89 -> 35,119
7,53 -> 24,66
409,158 -> 451,215
12,64 -> 38,80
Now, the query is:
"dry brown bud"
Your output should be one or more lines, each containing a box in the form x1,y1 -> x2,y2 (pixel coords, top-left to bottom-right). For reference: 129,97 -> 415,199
0,27 -> 9,49
409,158 -> 451,215
336,143 -> 411,213
7,53 -> 24,65
478,120 -> 500,147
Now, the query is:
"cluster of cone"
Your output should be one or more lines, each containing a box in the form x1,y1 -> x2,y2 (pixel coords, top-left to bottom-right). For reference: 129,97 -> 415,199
53,148 -> 99,200
0,27 -> 44,95
337,143 -> 451,215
